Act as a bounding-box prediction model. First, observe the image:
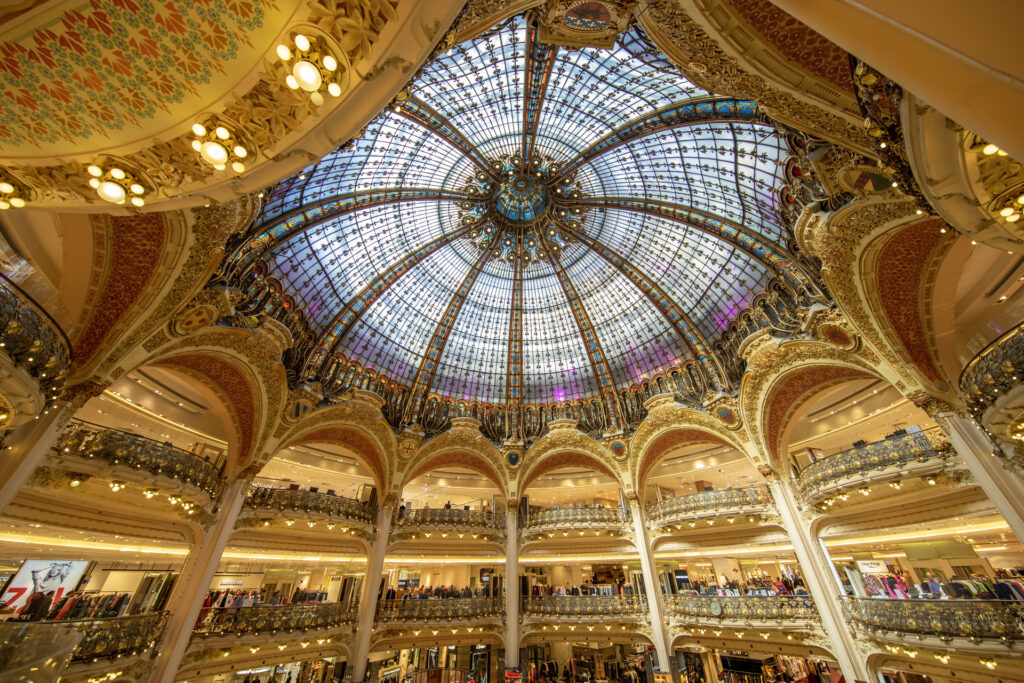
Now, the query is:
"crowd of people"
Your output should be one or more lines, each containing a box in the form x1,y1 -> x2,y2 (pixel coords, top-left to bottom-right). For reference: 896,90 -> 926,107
383,584 -> 494,600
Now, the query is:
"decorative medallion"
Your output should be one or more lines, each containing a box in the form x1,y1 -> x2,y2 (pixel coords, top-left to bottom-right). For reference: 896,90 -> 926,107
716,406 -> 738,427
819,323 -> 854,349
609,439 -> 627,460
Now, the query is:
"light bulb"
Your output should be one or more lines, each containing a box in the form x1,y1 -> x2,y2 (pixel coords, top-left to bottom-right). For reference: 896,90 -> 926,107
130,183 -> 144,195
110,167 -> 125,180
191,140 -> 202,151
311,91 -> 324,106
0,200 -> 8,210
231,161 -> 245,173
983,144 -> 999,155
293,60 -> 322,92
328,82 -> 341,97
0,182 -> 12,194
1000,207 -> 1014,217
233,145 -> 247,158
87,165 -> 102,177
88,178 -> 100,189
323,55 -> 337,71
286,75 -> 299,89
294,34 -> 310,51
200,140 -> 229,165
276,44 -> 291,61
10,198 -> 25,208
130,197 -> 145,207
191,123 -> 206,136
98,181 -> 127,204
215,126 -> 230,140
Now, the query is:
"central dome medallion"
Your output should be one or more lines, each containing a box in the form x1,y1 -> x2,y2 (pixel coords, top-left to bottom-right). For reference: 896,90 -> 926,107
494,173 -> 549,222
461,154 -> 586,265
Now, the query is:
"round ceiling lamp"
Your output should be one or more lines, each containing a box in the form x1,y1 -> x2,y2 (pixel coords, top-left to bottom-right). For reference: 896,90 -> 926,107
86,164 -> 149,207
276,32 -> 346,106
0,173 -> 29,210
191,120 -> 250,174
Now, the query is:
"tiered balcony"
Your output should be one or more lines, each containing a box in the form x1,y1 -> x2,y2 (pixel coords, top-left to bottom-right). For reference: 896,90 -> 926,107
0,622 -> 79,681
56,420 -> 222,499
960,320 -> 1024,418
376,597 -> 503,623
0,275 -> 71,420
521,595 -> 647,618
797,428 -> 954,504
520,506 -> 631,541
664,595 -> 818,629
646,487 -> 772,529
843,597 -> 1024,646
391,507 -> 505,543
243,486 -> 376,535
194,602 -> 357,637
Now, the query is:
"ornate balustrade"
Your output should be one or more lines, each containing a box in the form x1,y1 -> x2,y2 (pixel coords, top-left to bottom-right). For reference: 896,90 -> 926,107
246,486 -> 375,524
520,595 -> 647,617
376,598 -> 503,622
57,420 -> 222,498
960,320 -> 1024,418
195,602 -> 357,636
32,612 -> 168,662
0,622 -> 79,680
664,595 -> 818,625
522,505 -> 631,533
843,597 -> 1024,643
797,428 -> 953,500
647,487 -> 771,526
0,275 -> 71,406
393,507 -> 504,532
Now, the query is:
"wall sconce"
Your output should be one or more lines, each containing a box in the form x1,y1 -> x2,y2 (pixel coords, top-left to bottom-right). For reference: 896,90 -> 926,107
86,164 -> 148,207
276,33 -> 345,105
191,120 -> 249,173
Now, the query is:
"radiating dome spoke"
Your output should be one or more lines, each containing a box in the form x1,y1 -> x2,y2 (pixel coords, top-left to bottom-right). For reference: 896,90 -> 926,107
521,20 -> 559,162
399,96 -> 500,179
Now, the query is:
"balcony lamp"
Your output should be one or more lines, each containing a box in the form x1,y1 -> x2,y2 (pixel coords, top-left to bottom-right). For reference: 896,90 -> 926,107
0,177 -> 27,209
87,165 -> 148,207
191,122 -> 250,173
276,34 -> 345,105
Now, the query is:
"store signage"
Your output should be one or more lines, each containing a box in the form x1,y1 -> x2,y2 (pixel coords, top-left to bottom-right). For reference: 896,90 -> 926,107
855,560 -> 888,574
220,579 -> 244,585
0,560 -> 89,612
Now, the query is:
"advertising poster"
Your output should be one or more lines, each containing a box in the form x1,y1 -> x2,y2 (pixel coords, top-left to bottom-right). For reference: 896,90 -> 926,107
0,560 -> 89,612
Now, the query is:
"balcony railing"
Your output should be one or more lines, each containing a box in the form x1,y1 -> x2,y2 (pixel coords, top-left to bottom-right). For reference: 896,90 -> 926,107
376,598 -> 503,622
57,420 -> 222,498
521,595 -> 647,617
522,506 -> 631,530
664,595 -> 818,623
195,602 -> 357,636
0,274 -> 71,403
246,486 -> 375,524
0,622 -> 79,680
24,612 -> 167,663
844,597 -> 1024,642
647,487 -> 771,524
797,428 -> 953,498
960,320 -> 1024,417
394,507 -> 504,531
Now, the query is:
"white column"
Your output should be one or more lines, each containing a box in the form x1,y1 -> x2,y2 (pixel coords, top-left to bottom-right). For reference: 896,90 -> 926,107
505,505 -> 520,669
0,403 -> 71,513
627,497 -> 677,683
768,478 -> 869,683
148,473 -> 251,683
351,498 -> 395,683
940,411 -> 1024,543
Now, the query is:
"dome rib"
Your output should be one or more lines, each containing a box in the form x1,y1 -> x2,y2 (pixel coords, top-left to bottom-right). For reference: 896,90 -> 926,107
404,249 -> 492,422
522,21 -> 559,161
304,222 -> 479,380
401,96 -> 499,179
557,220 -> 727,388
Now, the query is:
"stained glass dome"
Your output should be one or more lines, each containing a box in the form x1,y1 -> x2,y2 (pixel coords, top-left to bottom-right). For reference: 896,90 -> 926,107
236,14 -> 805,429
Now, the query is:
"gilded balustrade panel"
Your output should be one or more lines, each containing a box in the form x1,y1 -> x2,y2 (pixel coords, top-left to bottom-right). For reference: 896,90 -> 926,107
523,506 -> 631,530
0,621 -> 79,679
58,420 -> 222,497
664,595 -> 818,622
844,597 -> 1024,642
376,597 -> 503,622
31,612 -> 168,662
960,320 -> 1024,418
520,595 -> 646,617
797,428 -> 952,496
246,486 -> 375,524
195,602 -> 357,636
647,487 -> 770,523
394,507 -> 504,530
0,275 -> 70,403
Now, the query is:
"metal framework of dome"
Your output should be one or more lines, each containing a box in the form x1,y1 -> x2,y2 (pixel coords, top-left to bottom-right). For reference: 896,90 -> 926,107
229,14 -> 820,443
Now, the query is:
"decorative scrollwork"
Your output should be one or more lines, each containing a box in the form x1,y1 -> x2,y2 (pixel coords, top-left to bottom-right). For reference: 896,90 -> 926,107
520,595 -> 646,617
843,597 -> 1024,642
376,598 -> 503,622
195,602 -> 357,636
647,486 -> 771,525
665,595 -> 818,624
245,486 -> 375,524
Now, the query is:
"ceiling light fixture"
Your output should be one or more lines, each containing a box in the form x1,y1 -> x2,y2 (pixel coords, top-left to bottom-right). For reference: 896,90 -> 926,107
0,173 -> 28,209
191,119 -> 251,174
86,164 -> 149,207
276,33 -> 347,106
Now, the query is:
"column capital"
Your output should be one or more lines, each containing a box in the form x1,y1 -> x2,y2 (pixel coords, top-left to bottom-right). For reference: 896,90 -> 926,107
908,392 -> 965,419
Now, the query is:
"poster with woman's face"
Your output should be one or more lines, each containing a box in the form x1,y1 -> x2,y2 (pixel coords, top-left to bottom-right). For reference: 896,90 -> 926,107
0,560 -> 89,611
